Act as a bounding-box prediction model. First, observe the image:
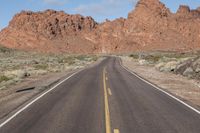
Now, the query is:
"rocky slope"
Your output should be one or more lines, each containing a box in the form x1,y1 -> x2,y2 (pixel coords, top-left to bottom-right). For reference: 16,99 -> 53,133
91,0 -> 200,53
0,10 -> 98,53
1,0 -> 200,53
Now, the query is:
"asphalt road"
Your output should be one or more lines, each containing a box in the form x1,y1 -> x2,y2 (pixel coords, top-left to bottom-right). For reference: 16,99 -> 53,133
1,57 -> 200,133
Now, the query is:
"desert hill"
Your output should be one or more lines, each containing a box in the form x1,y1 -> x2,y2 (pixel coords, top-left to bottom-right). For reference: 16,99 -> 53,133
0,10 -> 98,53
1,0 -> 200,53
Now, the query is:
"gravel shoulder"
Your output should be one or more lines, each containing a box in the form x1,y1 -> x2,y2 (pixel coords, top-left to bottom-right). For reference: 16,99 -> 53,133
121,57 -> 200,110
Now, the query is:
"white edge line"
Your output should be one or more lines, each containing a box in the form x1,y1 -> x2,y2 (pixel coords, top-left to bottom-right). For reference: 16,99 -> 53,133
0,69 -> 82,128
119,59 -> 200,115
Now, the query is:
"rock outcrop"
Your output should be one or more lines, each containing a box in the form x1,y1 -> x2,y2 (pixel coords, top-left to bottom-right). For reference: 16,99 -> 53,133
177,5 -> 190,15
0,10 -> 98,53
9,10 -> 97,38
1,0 -> 200,53
90,0 -> 200,53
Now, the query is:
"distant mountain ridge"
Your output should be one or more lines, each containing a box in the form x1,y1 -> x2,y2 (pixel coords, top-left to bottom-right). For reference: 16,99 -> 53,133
1,0 -> 200,53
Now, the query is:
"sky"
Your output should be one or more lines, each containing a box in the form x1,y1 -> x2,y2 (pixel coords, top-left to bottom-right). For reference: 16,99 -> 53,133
0,0 -> 200,30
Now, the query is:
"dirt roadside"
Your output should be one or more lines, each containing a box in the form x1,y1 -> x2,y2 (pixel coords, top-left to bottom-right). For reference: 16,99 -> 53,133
121,57 -> 200,110
0,58 -> 104,122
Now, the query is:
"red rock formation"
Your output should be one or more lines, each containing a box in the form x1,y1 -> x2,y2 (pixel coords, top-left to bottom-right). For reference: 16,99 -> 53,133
177,5 -> 190,14
1,0 -> 200,53
88,0 -> 200,53
9,10 -> 97,38
0,10 -> 98,53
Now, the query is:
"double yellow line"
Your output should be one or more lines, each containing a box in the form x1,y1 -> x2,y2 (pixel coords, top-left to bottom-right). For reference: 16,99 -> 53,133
103,67 -> 120,133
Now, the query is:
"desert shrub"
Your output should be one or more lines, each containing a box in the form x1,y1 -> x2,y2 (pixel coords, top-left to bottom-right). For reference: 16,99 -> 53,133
0,46 -> 11,53
34,64 -> 48,70
163,53 -> 188,59
0,75 -> 10,83
67,60 -> 75,65
76,55 -> 87,61
64,56 -> 76,65
142,55 -> 162,63
91,56 -> 98,61
57,58 -> 65,64
10,65 -> 21,70
129,54 -> 139,59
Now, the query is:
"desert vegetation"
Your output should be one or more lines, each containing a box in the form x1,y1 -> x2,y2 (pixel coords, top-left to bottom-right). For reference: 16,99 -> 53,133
127,51 -> 200,79
0,46 -> 98,90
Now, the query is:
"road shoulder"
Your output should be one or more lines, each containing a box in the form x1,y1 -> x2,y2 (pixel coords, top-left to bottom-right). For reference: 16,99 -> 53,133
121,57 -> 200,110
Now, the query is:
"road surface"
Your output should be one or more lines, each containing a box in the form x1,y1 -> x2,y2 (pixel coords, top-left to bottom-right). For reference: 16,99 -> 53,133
0,57 -> 200,133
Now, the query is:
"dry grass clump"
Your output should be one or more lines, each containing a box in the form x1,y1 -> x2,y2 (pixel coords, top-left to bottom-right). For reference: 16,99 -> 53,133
0,75 -> 10,83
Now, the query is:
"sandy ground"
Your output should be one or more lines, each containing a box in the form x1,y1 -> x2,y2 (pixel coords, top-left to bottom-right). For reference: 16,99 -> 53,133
122,57 -> 200,109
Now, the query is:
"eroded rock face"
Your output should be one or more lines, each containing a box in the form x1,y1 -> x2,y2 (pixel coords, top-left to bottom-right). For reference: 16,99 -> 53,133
176,5 -> 200,18
9,10 -> 97,38
177,5 -> 190,14
90,0 -> 200,53
128,0 -> 171,19
1,0 -> 200,53
0,10 -> 98,53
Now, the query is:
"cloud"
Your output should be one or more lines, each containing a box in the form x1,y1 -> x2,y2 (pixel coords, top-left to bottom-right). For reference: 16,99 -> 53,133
73,0 -> 138,17
42,0 -> 68,5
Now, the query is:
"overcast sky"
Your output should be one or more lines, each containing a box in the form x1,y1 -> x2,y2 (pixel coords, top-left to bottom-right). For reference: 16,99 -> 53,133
0,0 -> 200,30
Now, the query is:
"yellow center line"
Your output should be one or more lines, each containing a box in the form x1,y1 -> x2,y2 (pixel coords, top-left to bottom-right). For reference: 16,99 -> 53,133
103,67 -> 111,133
114,129 -> 120,133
